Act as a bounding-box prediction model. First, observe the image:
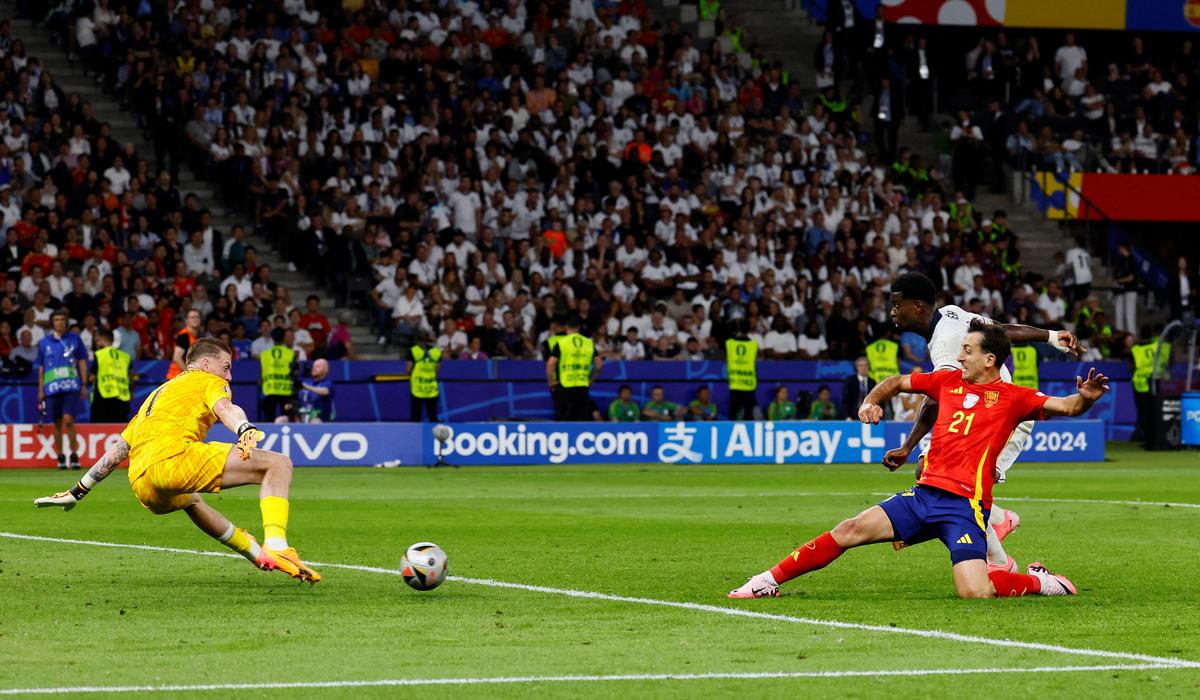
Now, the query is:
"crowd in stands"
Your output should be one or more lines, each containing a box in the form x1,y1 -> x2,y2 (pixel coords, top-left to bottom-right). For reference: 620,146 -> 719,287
0,0 -> 1144,378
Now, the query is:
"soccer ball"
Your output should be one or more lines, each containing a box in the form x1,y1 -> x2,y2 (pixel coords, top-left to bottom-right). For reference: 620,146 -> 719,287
400,542 -> 449,591
432,424 -> 451,442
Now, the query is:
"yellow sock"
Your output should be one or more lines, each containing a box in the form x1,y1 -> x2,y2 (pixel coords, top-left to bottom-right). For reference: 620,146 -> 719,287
218,525 -> 262,565
226,526 -> 253,553
260,496 -> 290,550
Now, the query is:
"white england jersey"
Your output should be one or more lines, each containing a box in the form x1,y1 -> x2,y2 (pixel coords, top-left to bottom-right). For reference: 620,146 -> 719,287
927,305 -> 1013,382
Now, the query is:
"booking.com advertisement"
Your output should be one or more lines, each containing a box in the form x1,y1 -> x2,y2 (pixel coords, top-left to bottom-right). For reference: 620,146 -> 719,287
0,420 -> 1104,468
424,420 -> 1106,466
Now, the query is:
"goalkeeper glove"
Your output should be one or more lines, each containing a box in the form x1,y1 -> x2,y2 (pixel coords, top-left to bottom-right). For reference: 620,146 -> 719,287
236,421 -> 265,460
34,481 -> 91,511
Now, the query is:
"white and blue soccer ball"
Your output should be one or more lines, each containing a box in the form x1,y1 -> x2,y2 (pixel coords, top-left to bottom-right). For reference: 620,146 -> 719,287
432,424 -> 452,442
401,542 -> 449,591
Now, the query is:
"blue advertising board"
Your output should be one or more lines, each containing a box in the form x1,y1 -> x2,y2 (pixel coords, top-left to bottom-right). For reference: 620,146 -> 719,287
206,423 -> 424,467
887,420 -> 1106,463
1183,393 -> 1200,446
423,420 -> 1105,466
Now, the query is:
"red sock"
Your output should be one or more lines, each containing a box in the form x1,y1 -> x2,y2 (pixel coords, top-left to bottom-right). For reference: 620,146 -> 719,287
770,532 -> 846,584
989,570 -> 1042,597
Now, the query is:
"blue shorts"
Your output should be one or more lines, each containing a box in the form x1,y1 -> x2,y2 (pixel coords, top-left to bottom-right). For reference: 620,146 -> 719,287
44,392 -> 82,420
878,485 -> 990,564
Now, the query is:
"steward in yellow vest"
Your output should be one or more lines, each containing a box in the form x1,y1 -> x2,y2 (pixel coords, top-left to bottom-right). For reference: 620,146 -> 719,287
725,320 -> 758,420
1010,346 -> 1039,389
91,329 -> 132,423
259,328 -> 296,421
407,340 -> 442,422
546,314 -> 601,421
865,338 -> 900,384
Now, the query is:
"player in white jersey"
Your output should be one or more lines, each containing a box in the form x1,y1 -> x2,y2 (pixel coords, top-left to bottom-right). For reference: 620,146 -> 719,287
879,274 -> 1084,572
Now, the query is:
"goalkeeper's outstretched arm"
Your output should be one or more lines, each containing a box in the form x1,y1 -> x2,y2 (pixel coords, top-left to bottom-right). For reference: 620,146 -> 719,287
33,437 -> 131,510
213,397 -> 264,460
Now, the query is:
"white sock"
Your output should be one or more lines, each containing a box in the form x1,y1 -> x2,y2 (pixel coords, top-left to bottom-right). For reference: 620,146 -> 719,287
265,537 -> 288,550
988,506 -> 1008,527
759,570 -> 778,586
985,523 -> 1009,566
217,523 -> 235,543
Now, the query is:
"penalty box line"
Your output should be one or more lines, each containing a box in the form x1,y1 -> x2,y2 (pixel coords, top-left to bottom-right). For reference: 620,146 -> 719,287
3,531 -> 1199,672
0,665 -> 1190,695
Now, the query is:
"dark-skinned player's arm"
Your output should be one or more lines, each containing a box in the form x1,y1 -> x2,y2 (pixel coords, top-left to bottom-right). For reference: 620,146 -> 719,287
1040,368 -> 1110,417
34,436 -> 131,510
213,397 -> 264,460
882,395 -> 938,473
1001,322 -> 1086,358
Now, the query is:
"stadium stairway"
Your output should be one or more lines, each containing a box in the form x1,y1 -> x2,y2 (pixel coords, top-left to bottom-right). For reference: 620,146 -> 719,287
6,15 -> 386,358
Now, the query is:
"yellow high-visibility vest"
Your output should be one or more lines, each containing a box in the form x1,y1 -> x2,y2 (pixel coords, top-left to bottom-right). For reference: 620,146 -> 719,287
1010,346 -> 1039,389
725,338 -> 758,391
866,339 -> 900,384
260,345 -> 295,396
557,333 -> 595,388
95,346 -> 131,401
411,346 -> 442,398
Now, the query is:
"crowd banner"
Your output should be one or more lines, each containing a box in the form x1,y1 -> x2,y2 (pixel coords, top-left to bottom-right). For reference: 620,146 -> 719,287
424,420 -> 1106,466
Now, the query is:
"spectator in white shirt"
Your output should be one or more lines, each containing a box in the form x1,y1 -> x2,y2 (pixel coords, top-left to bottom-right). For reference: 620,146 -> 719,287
221,263 -> 254,302
762,317 -> 799,359
620,328 -> 646,360
1037,281 -> 1068,325
1054,33 -> 1087,82
612,269 -> 640,305
103,156 -> 132,195
1064,235 -> 1093,302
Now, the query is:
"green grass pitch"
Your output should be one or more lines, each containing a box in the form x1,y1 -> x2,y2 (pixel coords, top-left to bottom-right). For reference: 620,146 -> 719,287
2,443 -> 1199,698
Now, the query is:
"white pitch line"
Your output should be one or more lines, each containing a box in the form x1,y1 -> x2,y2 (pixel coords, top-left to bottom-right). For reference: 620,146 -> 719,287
3,531 -> 1199,671
0,664 -> 1188,695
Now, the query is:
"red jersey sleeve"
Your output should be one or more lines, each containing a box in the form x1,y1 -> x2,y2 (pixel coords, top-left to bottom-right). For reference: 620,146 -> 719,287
1010,385 -> 1051,423
908,368 -> 960,397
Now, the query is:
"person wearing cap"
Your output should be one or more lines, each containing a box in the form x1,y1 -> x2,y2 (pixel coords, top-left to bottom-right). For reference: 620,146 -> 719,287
259,326 -> 296,423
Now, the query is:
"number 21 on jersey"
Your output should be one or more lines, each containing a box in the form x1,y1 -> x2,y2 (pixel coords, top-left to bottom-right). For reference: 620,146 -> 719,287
948,410 -> 975,435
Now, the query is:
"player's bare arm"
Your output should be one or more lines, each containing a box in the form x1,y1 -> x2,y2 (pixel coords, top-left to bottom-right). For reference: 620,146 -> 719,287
857,373 -> 920,423
33,437 -> 131,510
1001,322 -> 1085,358
213,397 -> 265,459
1041,368 -> 1111,418
884,396 -> 937,473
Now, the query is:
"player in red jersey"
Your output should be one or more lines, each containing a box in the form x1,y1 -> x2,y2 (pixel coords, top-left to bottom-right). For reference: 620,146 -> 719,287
729,320 -> 1109,599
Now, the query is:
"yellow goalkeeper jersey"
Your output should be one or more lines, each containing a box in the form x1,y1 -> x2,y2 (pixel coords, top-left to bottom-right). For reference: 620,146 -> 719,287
121,369 -> 232,467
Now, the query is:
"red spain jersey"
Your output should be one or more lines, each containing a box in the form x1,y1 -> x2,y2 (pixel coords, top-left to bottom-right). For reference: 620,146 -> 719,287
909,369 -> 1050,508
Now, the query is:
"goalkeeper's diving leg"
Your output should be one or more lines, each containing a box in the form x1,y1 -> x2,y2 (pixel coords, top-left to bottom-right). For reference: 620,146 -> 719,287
984,420 -> 1033,572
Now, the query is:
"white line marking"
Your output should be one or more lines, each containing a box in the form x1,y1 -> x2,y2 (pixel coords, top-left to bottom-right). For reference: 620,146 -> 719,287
4,532 -> 1199,671
0,664 -> 1188,695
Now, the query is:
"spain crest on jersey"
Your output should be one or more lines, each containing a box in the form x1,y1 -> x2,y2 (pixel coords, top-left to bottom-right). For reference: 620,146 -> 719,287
984,390 -> 1000,408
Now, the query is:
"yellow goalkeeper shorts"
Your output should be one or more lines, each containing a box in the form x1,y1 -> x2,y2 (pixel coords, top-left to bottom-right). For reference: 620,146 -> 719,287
128,441 -> 233,514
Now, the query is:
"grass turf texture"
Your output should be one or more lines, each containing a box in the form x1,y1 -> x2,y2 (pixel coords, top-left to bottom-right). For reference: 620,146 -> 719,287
1,442 -> 1198,698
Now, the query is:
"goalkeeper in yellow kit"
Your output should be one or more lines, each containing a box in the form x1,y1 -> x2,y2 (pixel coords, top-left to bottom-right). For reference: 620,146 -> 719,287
34,338 -> 321,583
